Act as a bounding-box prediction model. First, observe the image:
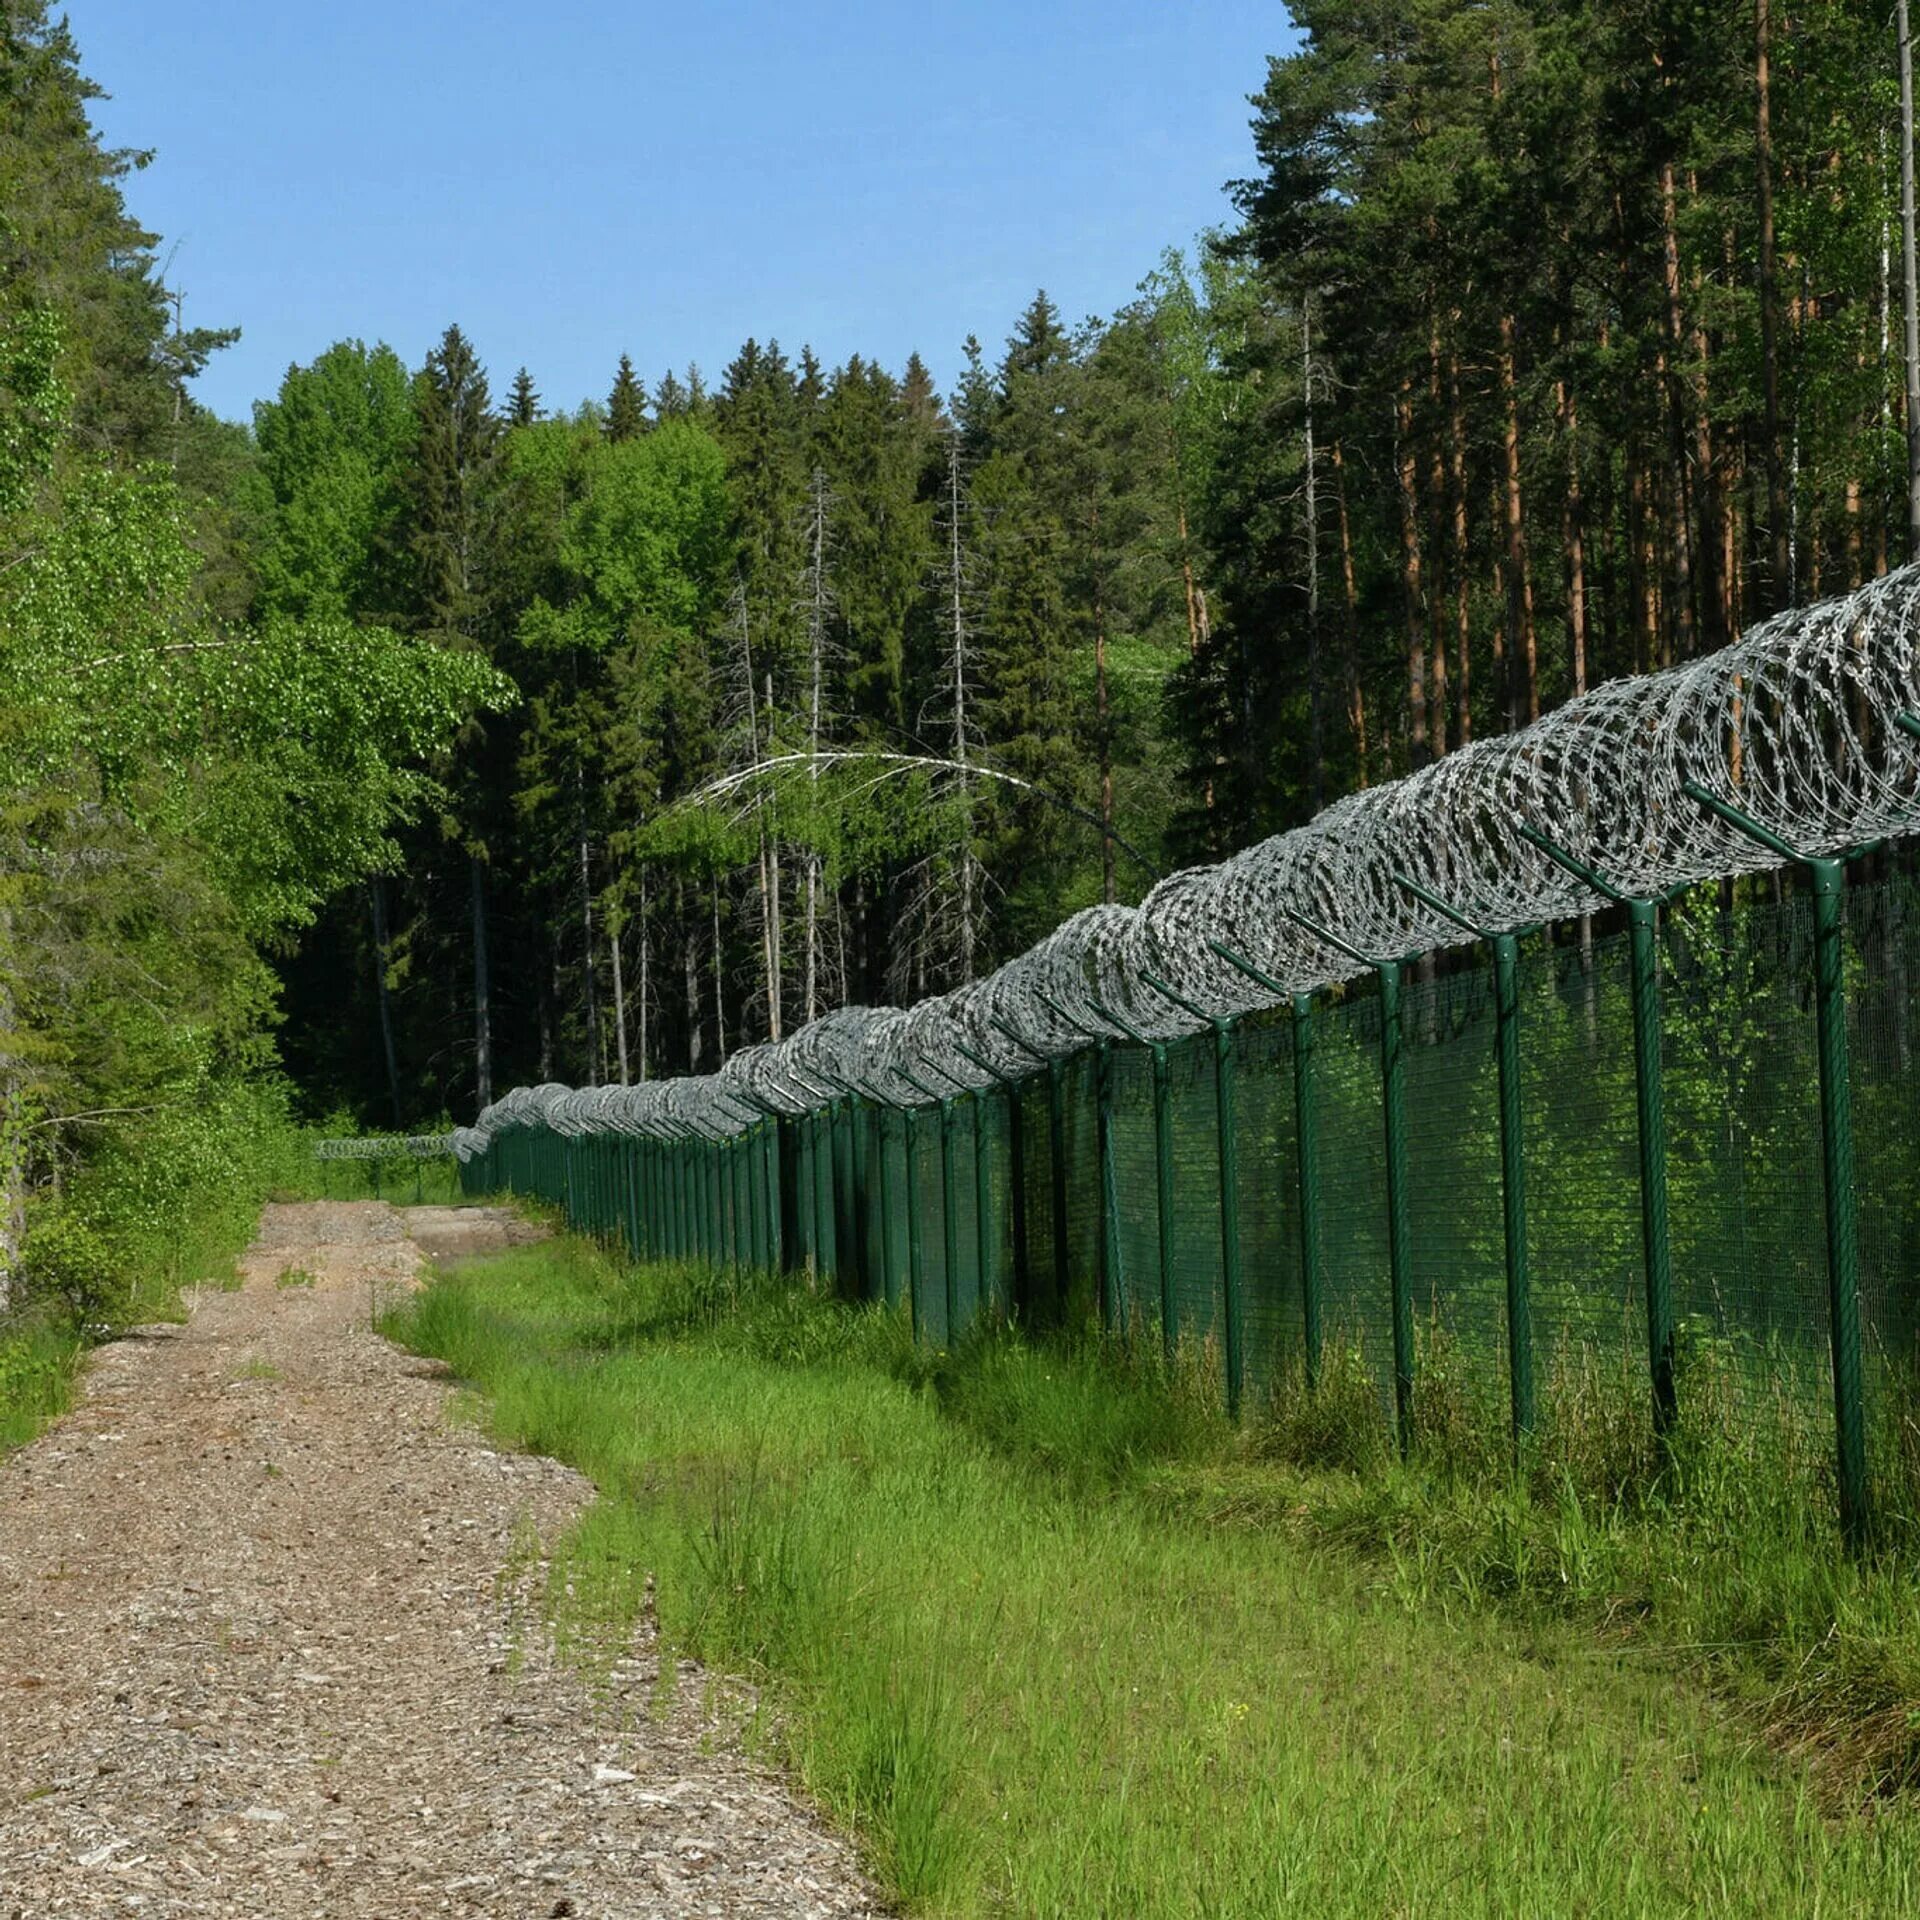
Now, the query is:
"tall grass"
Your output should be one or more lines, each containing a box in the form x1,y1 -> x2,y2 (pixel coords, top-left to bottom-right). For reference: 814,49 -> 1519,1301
389,1238 -> 1920,1916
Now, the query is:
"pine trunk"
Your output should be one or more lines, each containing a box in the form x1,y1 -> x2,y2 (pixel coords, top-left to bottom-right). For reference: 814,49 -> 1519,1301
1497,315 -> 1539,725
610,910 -> 630,1086
368,877 -> 403,1129
1331,442 -> 1368,785
1395,385 -> 1431,769
469,855 -> 492,1112
1756,0 -> 1790,607
1901,0 -> 1920,551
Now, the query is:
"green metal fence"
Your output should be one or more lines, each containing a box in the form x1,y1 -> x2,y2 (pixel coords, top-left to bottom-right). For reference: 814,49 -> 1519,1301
459,870 -> 1920,1547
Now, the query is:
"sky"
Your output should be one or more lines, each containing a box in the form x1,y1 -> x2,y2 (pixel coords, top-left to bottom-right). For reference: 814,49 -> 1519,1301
75,1 -> 1295,425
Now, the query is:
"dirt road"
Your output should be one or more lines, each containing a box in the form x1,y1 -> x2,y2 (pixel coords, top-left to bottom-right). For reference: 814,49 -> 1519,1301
0,1201 -> 879,1918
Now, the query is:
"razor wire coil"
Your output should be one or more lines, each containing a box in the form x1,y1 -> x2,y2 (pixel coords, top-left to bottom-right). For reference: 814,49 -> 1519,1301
453,568 -> 1920,1158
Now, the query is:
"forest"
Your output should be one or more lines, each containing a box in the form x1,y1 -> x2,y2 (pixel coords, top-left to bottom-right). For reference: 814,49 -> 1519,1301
0,0 -> 1914,1294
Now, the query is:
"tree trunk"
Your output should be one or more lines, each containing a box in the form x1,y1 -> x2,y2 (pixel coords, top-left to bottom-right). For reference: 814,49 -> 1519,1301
367,877 -> 403,1129
1446,349 -> 1473,747
610,907 -> 630,1085
469,855 -> 492,1111
1497,314 -> 1539,725
1395,385 -> 1431,769
1095,593 -> 1116,904
803,472 -> 829,1025
712,879 -> 726,1064
683,883 -> 703,1073
1305,296 -> 1326,806
577,817 -> 600,1086
1900,0 -> 1920,552
1424,322 -> 1449,759
1655,170 -> 1699,656
946,432 -> 979,979
1331,441 -> 1368,785
1756,0 -> 1790,609
1557,378 -> 1590,699
637,876 -> 650,1081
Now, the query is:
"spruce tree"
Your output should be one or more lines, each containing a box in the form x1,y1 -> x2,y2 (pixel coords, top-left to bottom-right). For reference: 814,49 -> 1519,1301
507,366 -> 541,427
407,324 -> 503,644
606,353 -> 647,441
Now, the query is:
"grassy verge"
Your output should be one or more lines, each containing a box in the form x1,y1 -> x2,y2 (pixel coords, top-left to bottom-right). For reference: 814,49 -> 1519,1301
387,1238 -> 1920,1917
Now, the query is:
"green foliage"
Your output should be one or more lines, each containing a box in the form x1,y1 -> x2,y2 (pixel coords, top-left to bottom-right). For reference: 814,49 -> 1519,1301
248,339 -> 416,624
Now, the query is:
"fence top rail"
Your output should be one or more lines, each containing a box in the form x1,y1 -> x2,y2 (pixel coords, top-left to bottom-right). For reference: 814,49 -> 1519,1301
451,570 -> 1920,1155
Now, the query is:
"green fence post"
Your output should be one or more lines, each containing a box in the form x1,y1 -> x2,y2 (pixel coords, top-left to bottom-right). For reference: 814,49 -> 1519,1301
874,1100 -> 897,1308
940,1098 -> 959,1337
1490,932 -> 1533,1442
903,1101 -> 925,1339
973,1089 -> 996,1319
814,1105 -> 836,1281
1683,782 -> 1868,1547
1378,958 -> 1414,1454
1143,972 -> 1245,1419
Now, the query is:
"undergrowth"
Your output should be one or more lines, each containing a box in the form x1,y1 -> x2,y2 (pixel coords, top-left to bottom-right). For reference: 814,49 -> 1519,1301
387,1236 -> 1920,1916
0,1077 -> 321,1450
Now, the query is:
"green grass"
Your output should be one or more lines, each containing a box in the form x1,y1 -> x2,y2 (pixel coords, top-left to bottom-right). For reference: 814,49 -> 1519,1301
0,1317 -> 81,1453
386,1239 -> 1920,1917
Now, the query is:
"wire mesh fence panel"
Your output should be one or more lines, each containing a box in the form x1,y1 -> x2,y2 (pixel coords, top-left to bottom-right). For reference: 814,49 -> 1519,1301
1845,875 -> 1920,1516
1661,891 -> 1834,1474
1167,1034 -> 1227,1364
1311,990 -> 1397,1424
1010,1077 -> 1054,1325
879,1105 -> 906,1313
1518,929 -> 1653,1447
1232,1014 -> 1304,1398
1398,961 -> 1506,1421
1108,1048 -> 1159,1339
979,1092 -> 1014,1320
1059,1051 -> 1104,1330
910,1113 -> 949,1346
948,1111 -> 983,1336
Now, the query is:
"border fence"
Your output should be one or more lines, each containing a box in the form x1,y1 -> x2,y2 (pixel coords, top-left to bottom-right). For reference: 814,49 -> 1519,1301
453,570 -> 1920,1548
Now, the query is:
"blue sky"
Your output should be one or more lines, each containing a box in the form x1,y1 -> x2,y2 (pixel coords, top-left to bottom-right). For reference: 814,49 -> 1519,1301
75,2 -> 1294,423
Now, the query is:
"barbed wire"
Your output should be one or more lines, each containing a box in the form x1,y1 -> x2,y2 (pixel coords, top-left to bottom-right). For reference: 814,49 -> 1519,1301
452,567 -> 1920,1160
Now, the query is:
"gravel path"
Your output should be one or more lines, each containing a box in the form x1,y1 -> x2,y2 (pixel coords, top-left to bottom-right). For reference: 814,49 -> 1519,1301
0,1201 -> 882,1918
